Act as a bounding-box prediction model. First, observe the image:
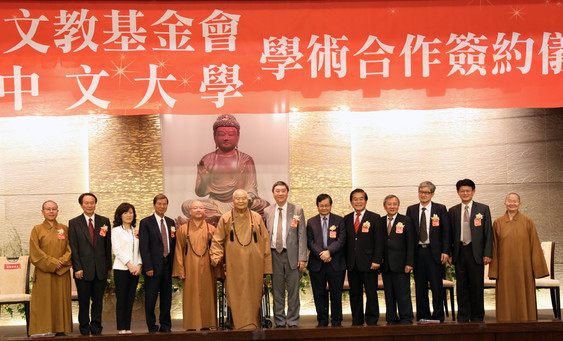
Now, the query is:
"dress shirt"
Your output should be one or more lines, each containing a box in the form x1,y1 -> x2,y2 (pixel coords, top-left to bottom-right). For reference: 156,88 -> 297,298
460,200 -> 473,243
387,214 -> 396,231
418,202 -> 432,245
355,209 -> 366,225
154,213 -> 170,253
272,202 -> 288,249
320,214 -> 329,249
83,213 -> 95,227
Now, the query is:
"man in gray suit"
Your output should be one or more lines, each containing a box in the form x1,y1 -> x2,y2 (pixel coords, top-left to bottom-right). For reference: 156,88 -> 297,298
448,178 -> 493,322
263,181 -> 307,328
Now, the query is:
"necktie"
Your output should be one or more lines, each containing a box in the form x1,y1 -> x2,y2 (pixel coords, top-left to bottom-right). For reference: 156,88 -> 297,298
462,205 -> 471,244
387,217 -> 393,235
419,207 -> 427,243
354,213 -> 360,234
88,218 -> 95,247
322,217 -> 328,249
276,207 -> 284,253
161,218 -> 169,257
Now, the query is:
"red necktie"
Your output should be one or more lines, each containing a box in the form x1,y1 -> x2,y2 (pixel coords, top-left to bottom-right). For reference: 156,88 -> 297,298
354,213 -> 360,234
88,218 -> 95,247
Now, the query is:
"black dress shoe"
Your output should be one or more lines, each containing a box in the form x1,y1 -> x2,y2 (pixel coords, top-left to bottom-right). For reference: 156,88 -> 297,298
288,325 -> 298,328
54,333 -> 66,336
275,324 -> 286,328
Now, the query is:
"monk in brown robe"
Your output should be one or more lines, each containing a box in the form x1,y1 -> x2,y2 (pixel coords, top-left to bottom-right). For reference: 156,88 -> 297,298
173,200 -> 218,330
488,193 -> 549,322
29,200 -> 73,336
182,114 -> 269,225
210,189 -> 273,329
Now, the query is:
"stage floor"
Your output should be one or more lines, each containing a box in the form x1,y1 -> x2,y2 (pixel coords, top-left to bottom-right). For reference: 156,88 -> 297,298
0,309 -> 563,341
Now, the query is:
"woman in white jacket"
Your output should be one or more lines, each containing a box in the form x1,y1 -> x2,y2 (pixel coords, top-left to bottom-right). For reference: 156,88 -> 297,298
111,203 -> 142,334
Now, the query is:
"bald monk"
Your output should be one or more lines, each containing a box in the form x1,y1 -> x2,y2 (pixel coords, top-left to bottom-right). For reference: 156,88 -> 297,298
488,193 -> 548,322
210,189 -> 273,329
173,200 -> 218,330
182,114 -> 269,225
29,200 -> 72,337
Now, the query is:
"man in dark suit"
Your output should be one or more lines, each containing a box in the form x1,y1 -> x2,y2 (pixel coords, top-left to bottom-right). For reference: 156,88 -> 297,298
68,193 -> 112,335
344,188 -> 384,326
263,181 -> 307,328
381,195 -> 415,324
406,181 -> 450,322
448,179 -> 493,322
306,194 -> 346,327
139,194 -> 176,332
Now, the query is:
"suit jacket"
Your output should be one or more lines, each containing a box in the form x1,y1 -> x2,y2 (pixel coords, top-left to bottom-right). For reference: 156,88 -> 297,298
68,213 -> 112,281
406,201 -> 451,264
448,201 -> 493,265
263,202 -> 307,270
344,210 -> 384,272
306,213 -> 346,272
381,214 -> 415,273
139,214 -> 176,277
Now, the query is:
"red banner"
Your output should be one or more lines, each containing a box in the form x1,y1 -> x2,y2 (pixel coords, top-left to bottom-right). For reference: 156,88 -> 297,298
0,0 -> 561,116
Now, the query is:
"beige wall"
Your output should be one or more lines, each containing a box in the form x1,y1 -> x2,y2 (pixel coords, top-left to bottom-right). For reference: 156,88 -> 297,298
0,114 -> 163,255
0,109 -> 561,266
289,108 -> 563,265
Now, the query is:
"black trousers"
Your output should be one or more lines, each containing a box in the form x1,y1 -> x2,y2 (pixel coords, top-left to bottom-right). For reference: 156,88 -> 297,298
413,247 -> 444,321
114,269 -> 139,330
75,277 -> 106,335
348,264 -> 379,325
455,243 -> 485,322
144,259 -> 172,332
382,271 -> 413,324
309,263 -> 346,326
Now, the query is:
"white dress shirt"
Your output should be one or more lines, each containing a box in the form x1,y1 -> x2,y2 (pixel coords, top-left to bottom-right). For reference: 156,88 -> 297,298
154,213 -> 170,253
418,201 -> 432,245
460,200 -> 474,242
272,202 -> 288,249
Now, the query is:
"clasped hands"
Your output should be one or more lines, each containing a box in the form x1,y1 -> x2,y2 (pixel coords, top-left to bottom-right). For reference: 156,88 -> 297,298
319,250 -> 331,263
127,262 -> 142,276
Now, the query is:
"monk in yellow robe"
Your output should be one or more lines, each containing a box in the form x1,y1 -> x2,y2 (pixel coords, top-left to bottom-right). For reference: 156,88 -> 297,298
29,200 -> 73,336
488,193 -> 549,322
210,189 -> 273,329
173,200 -> 218,330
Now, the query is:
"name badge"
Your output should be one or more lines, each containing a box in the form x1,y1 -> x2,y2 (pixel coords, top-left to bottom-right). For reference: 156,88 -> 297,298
395,227 -> 404,234
4,264 -> 21,270
329,231 -> 337,239
474,219 -> 482,227
362,226 -> 369,233
432,220 -> 439,227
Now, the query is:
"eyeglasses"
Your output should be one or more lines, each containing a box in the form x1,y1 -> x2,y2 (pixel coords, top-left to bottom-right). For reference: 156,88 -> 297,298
418,191 -> 433,195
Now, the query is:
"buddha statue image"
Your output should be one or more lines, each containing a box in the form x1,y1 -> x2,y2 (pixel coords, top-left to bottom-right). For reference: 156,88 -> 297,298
180,114 -> 270,225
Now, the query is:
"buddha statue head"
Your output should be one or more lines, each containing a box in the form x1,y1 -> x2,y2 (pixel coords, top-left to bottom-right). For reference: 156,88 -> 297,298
213,114 -> 240,153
